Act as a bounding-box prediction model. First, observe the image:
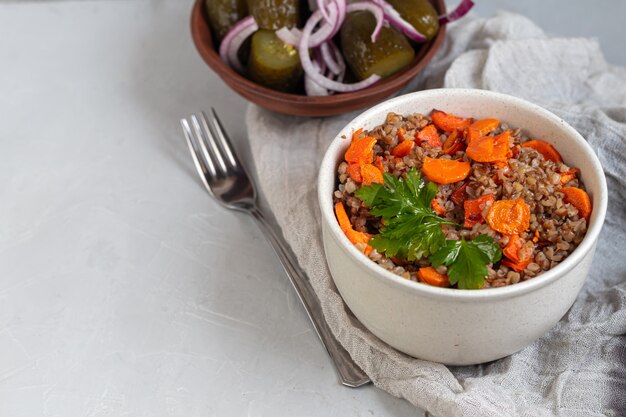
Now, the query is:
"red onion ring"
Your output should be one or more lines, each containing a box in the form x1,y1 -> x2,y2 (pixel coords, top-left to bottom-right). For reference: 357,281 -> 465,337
319,41 -> 345,76
346,2 -> 384,42
317,0 -> 332,23
275,27 -> 301,46
300,9 -> 380,93
276,0 -> 343,48
305,60 -> 331,96
219,16 -> 259,73
439,0 -> 475,24
331,0 -> 347,37
372,0 -> 427,42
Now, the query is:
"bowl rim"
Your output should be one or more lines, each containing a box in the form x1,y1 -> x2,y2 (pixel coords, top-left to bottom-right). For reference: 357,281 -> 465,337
318,88 -> 609,302
190,0 -> 447,105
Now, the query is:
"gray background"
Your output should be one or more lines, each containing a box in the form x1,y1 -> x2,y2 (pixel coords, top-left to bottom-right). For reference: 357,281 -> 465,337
0,1 -> 623,416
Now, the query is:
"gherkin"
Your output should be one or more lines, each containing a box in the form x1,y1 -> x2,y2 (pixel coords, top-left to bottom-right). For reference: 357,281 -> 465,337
340,11 -> 415,81
247,30 -> 303,92
247,0 -> 300,30
386,0 -> 440,41
204,0 -> 248,42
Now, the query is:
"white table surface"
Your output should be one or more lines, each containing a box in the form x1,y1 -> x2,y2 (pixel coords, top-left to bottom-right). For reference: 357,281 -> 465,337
1,1 -> 623,416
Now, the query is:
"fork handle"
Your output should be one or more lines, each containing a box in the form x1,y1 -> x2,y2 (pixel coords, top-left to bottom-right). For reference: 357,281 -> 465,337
249,206 -> 370,388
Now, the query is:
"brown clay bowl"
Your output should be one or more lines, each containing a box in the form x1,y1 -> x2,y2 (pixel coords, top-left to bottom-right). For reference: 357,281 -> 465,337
190,0 -> 446,117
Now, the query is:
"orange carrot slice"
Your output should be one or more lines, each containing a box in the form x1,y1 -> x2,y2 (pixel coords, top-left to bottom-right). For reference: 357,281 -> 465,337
463,194 -> 495,228
417,267 -> 450,287
486,199 -> 531,235
391,139 -> 414,157
345,129 -> 377,165
361,163 -> 384,186
347,163 -> 362,183
431,110 -> 473,132
416,124 -> 442,147
450,181 -> 469,205
466,131 -> 511,163
521,140 -> 563,163
335,201 -> 352,233
422,157 -> 471,184
469,118 -> 500,136
374,156 -> 386,174
397,127 -> 411,142
502,258 -> 531,272
502,234 -> 531,272
345,229 -> 374,255
334,201 -> 373,255
431,199 -> 446,215
442,130 -> 464,155
560,168 -> 578,185
561,187 -> 592,221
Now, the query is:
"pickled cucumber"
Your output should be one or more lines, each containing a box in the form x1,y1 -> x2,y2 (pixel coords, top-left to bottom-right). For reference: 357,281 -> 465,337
340,11 -> 415,81
247,0 -> 300,30
248,29 -> 303,92
205,0 -> 248,42
386,0 -> 439,41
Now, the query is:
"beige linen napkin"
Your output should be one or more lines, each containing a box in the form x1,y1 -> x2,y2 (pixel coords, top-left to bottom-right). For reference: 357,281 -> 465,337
246,12 -> 626,417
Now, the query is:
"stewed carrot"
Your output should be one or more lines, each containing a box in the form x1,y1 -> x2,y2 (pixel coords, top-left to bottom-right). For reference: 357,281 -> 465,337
560,168 -> 578,185
361,163 -> 384,186
391,139 -> 414,157
463,194 -> 496,228
416,124 -> 442,147
466,130 -> 512,164
431,199 -> 446,215
442,130 -> 464,155
431,110 -> 473,132
450,181 -> 469,206
521,140 -> 562,163
422,157 -> 471,184
502,234 -> 531,272
334,201 -> 373,255
486,199 -> 530,235
561,187 -> 592,221
345,128 -> 377,165
469,118 -> 500,136
347,163 -> 362,182
417,267 -> 450,287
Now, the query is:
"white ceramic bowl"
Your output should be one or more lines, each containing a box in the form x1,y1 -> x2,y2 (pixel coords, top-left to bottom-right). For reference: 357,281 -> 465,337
318,88 -> 608,365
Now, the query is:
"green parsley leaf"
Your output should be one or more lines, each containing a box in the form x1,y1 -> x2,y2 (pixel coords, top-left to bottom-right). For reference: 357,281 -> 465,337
429,236 -> 502,289
354,168 -> 450,261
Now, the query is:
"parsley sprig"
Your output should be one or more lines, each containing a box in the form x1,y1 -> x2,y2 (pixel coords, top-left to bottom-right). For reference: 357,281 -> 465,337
354,168 -> 501,289
355,169 -> 453,261
430,236 -> 502,289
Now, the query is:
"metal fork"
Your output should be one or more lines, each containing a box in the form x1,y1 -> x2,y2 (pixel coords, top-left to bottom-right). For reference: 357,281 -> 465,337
180,109 -> 370,388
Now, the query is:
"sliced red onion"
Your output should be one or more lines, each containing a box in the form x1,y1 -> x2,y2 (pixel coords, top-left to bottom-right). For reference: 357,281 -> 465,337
305,61 -> 331,96
300,9 -> 380,93
276,27 -> 301,46
372,0 -> 427,42
331,0 -> 347,37
219,16 -> 258,73
346,2 -> 384,42
309,2 -> 341,47
319,41 -> 345,76
317,0 -> 332,23
439,0 -> 475,24
330,42 -> 346,80
276,0 -> 344,48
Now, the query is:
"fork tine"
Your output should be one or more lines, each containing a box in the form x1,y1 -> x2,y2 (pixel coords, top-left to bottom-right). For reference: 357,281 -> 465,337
206,108 -> 239,170
195,113 -> 229,175
181,117 -> 216,193
190,114 -> 226,179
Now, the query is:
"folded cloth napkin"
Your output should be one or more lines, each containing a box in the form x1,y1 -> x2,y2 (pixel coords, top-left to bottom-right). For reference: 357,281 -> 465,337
246,12 -> 626,417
